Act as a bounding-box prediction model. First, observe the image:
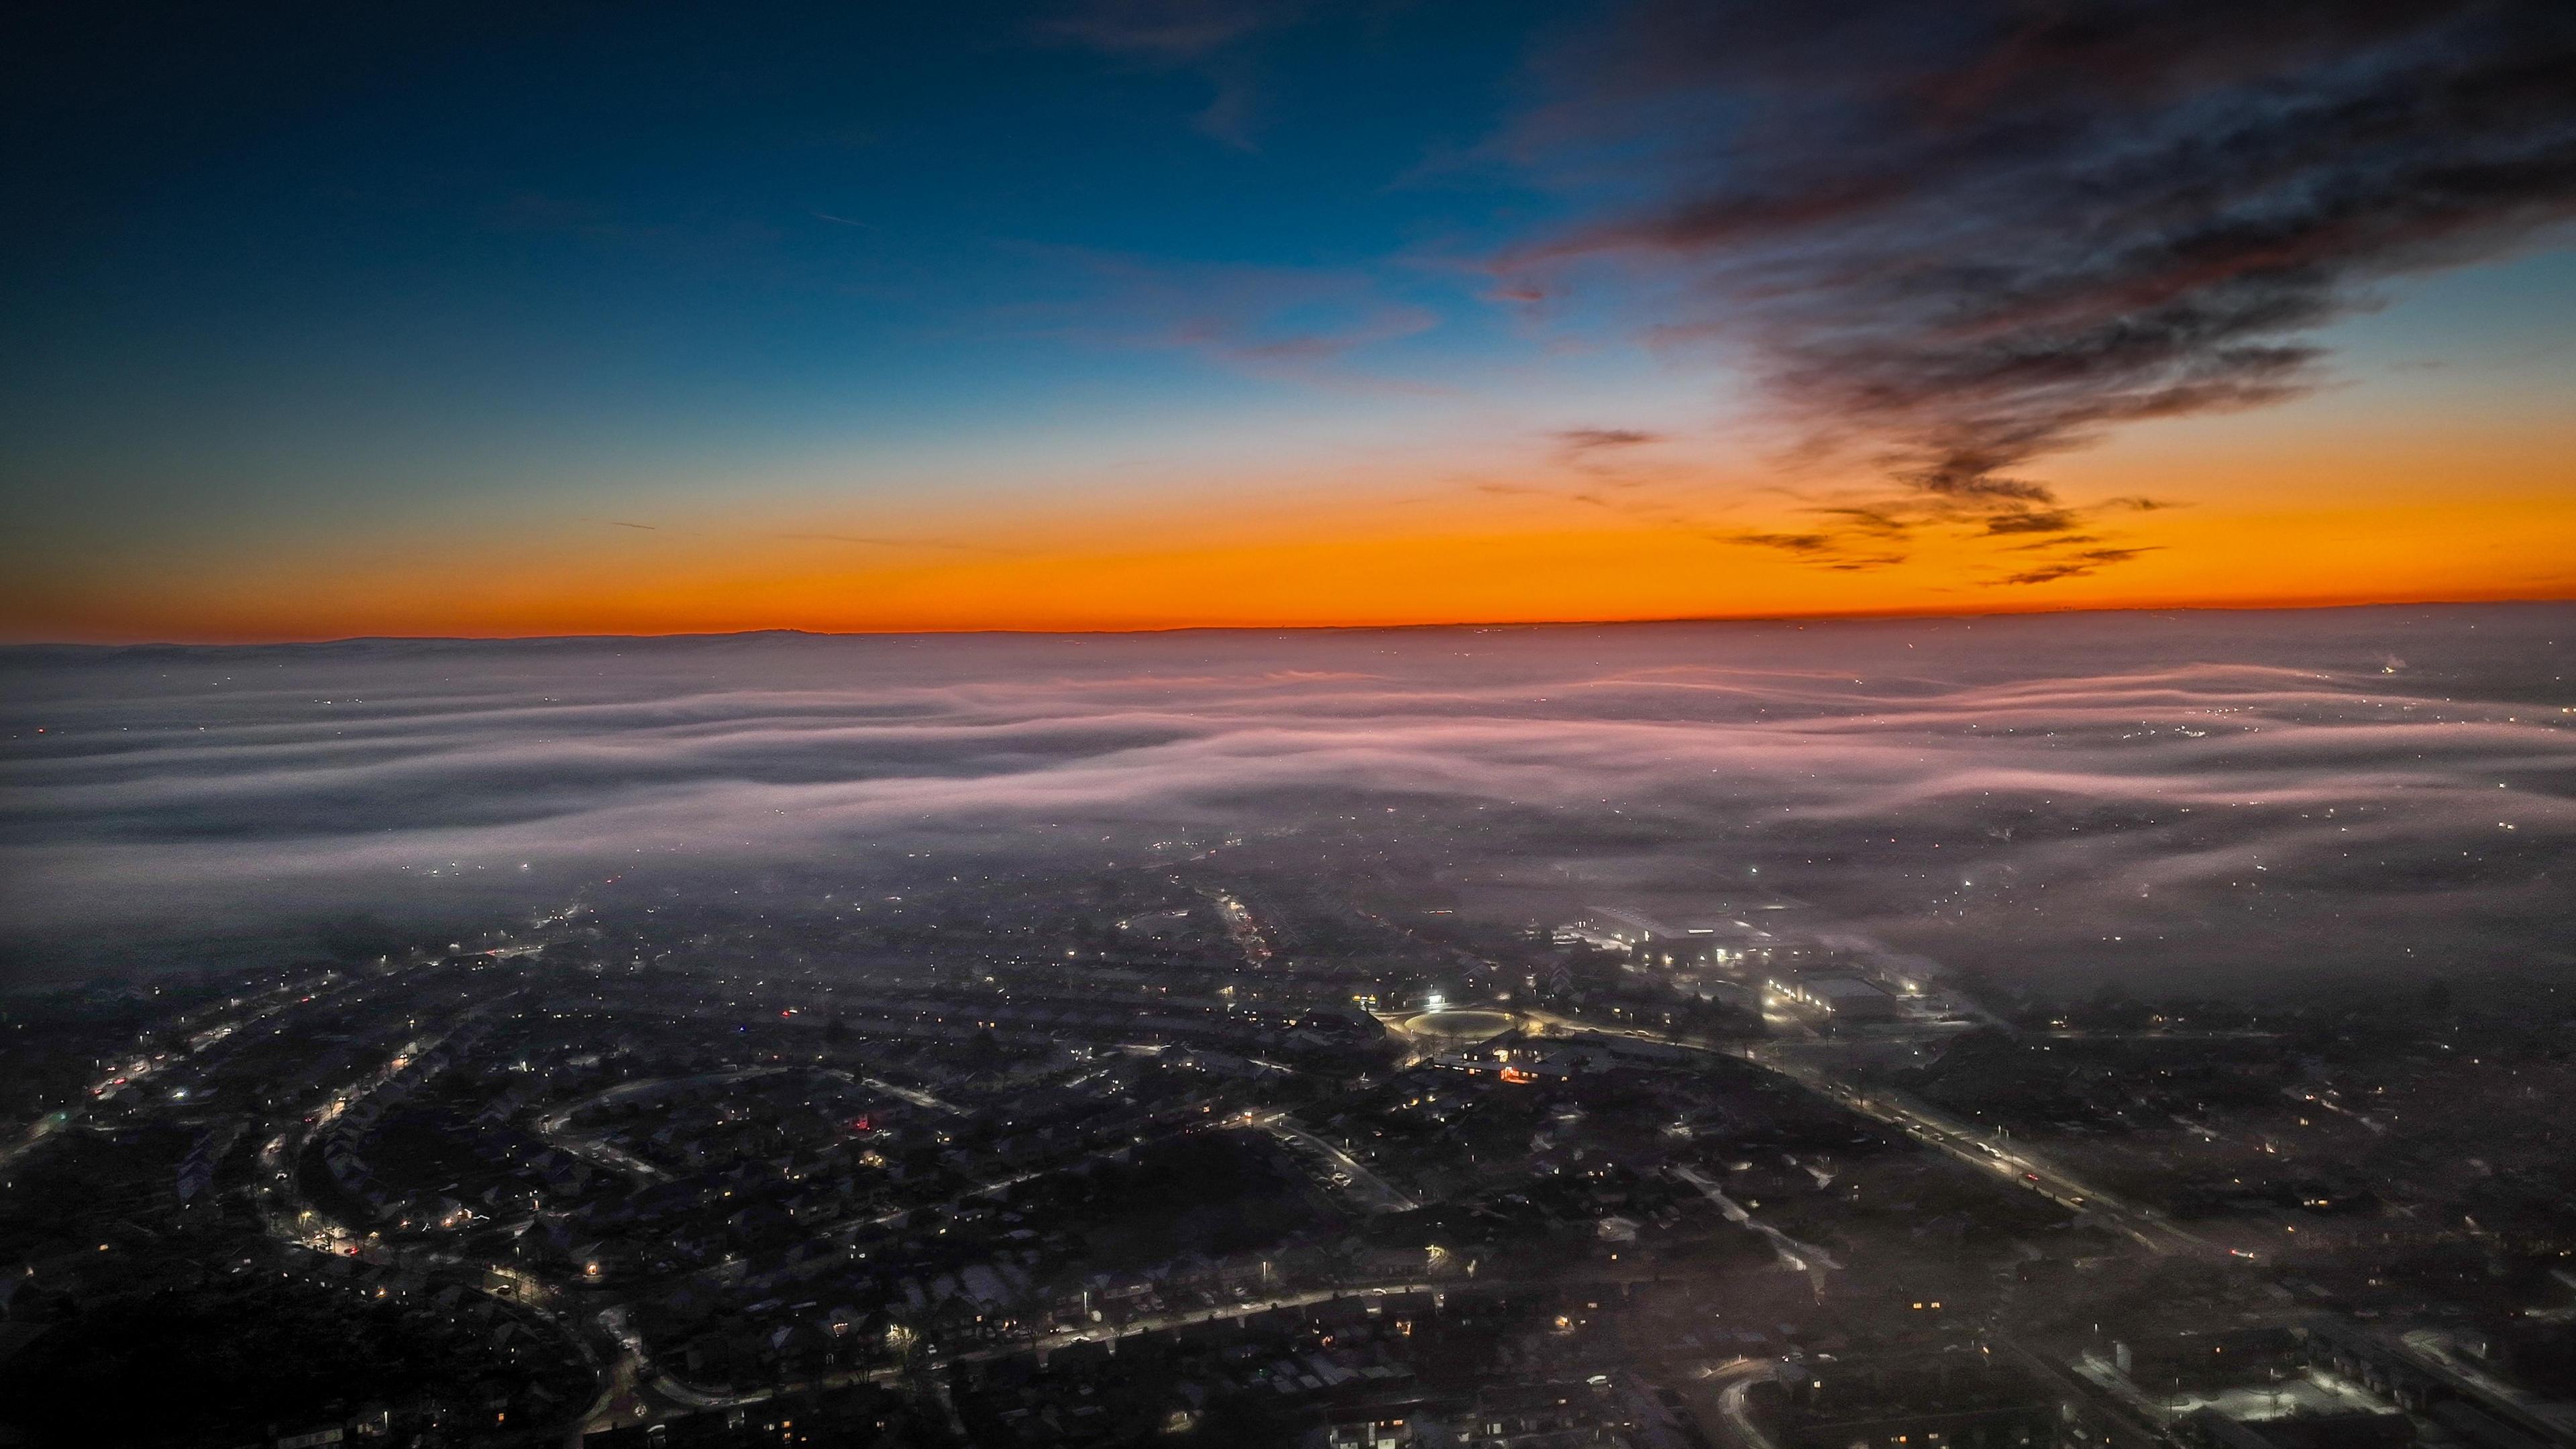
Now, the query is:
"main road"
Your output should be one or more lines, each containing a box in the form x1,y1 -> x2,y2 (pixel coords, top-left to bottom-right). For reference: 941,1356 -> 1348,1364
1750,1039 -> 2215,1258
1518,1004 -> 2218,1259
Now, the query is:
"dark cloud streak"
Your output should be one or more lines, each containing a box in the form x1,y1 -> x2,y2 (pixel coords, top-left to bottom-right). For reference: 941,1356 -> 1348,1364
1554,427 -> 1663,455
1505,0 -> 2576,559
1996,547 -> 2159,586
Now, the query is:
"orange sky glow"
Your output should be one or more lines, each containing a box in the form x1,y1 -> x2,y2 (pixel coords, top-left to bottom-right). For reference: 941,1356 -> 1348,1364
15,424 -> 2570,642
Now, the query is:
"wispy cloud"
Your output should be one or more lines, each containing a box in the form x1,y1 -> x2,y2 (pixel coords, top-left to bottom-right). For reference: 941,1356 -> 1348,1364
1733,531 -> 1832,555
1554,427 -> 1662,455
1020,246 -> 1446,389
1981,510 -> 2080,536
1170,303 -> 1440,372
1546,427 -> 1671,478
1036,0 -> 1283,61
1996,547 -> 2159,586
1037,0 -> 1299,148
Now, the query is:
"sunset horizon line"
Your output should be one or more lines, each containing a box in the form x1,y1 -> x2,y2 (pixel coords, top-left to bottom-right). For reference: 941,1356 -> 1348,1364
13,588 -> 2571,652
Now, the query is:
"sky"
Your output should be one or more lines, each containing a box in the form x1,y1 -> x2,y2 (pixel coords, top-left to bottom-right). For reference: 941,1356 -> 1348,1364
3,0 -> 2573,641
5,608 -> 2570,989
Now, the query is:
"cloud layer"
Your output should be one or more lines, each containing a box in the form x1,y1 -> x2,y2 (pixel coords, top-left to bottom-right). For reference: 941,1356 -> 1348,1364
4,608 -> 2571,994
